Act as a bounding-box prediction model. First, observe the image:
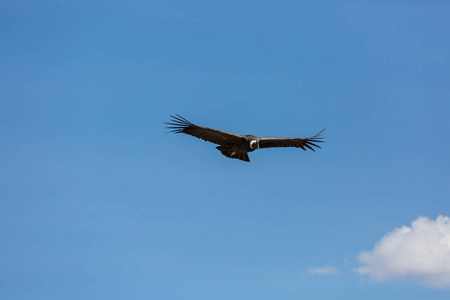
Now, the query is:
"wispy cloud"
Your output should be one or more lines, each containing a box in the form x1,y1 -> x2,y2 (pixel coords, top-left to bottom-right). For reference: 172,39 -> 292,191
307,266 -> 340,275
356,215 -> 450,289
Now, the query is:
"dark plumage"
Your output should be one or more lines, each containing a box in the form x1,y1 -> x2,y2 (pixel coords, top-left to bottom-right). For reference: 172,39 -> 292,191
165,115 -> 324,162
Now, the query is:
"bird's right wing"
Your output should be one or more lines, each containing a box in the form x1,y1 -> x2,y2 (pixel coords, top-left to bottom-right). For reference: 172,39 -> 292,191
165,115 -> 244,146
258,129 -> 325,151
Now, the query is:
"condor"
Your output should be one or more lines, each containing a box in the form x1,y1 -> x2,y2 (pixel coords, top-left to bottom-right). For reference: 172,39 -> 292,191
165,115 -> 324,162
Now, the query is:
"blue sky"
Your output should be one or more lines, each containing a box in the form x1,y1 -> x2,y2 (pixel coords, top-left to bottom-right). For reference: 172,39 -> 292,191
1,1 -> 450,299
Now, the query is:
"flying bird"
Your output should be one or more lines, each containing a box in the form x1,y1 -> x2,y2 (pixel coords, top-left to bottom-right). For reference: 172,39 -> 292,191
165,115 -> 324,162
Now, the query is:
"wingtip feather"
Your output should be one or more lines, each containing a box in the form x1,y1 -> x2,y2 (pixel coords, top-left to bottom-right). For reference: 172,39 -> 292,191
165,114 -> 193,134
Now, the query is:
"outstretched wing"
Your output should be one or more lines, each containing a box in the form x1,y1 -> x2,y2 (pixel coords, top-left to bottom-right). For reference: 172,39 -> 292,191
165,115 -> 244,146
258,129 -> 325,151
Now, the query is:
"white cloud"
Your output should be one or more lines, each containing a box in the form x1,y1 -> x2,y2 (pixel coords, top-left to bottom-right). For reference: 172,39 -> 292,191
356,215 -> 450,288
308,266 -> 340,275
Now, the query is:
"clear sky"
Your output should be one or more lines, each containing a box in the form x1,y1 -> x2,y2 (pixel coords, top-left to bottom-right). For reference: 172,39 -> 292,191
1,1 -> 450,299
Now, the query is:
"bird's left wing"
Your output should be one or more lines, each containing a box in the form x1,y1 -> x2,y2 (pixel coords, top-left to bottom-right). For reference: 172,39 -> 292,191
165,115 -> 244,146
258,129 -> 325,151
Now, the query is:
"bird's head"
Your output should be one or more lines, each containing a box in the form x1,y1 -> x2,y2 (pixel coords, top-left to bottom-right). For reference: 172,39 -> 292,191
249,140 -> 260,150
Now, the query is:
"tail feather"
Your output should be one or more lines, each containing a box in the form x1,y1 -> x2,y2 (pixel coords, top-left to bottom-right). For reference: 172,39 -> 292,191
239,153 -> 250,162
216,145 -> 250,162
